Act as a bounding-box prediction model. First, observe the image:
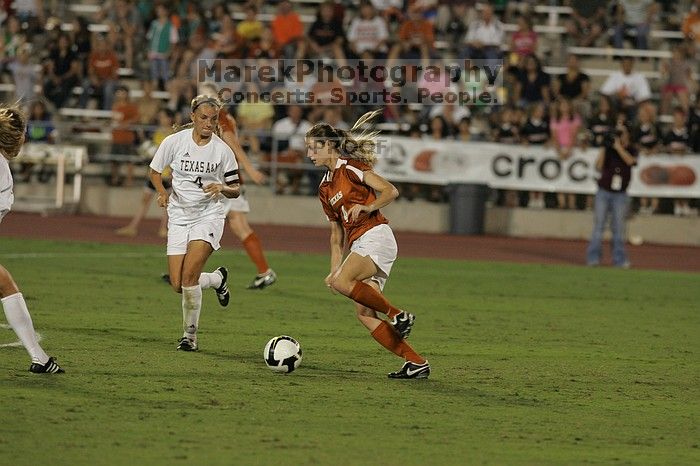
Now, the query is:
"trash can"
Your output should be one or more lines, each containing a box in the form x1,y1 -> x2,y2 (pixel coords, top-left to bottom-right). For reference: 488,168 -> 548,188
448,183 -> 490,235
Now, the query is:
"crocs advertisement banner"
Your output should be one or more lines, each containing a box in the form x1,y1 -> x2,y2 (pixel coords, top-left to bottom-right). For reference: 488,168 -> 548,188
375,138 -> 699,197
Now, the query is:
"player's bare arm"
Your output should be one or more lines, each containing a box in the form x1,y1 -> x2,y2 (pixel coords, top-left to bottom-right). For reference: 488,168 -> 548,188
203,182 -> 240,199
347,171 -> 399,221
149,168 -> 169,207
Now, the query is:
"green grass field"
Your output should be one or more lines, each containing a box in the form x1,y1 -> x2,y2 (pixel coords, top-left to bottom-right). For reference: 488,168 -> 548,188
0,238 -> 698,465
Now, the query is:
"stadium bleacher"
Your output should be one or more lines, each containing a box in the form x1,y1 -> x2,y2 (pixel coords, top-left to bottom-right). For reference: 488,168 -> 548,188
0,0 -> 697,216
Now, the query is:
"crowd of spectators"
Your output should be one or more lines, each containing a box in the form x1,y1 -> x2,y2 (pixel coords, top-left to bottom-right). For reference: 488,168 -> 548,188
0,0 -> 698,215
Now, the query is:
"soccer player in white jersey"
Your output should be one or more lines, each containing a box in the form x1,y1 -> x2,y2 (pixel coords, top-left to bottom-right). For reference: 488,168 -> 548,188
149,95 -> 241,351
0,105 -> 63,373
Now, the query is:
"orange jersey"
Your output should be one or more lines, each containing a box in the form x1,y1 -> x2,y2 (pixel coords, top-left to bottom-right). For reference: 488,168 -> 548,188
318,158 -> 388,245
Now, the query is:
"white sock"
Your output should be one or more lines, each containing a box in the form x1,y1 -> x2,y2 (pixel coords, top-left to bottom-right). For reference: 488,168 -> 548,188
181,285 -> 202,340
198,271 -> 222,290
1,293 -> 50,364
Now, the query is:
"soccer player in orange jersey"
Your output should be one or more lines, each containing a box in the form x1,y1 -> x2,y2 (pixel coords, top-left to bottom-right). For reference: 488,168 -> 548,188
305,111 -> 430,379
217,108 -> 277,289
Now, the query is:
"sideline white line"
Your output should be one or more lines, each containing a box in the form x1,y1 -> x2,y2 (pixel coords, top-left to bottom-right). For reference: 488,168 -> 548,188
0,323 -> 42,348
0,251 -> 246,259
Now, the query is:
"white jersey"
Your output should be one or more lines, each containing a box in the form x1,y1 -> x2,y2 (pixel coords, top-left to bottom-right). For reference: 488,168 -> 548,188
150,129 -> 239,225
0,156 -> 14,223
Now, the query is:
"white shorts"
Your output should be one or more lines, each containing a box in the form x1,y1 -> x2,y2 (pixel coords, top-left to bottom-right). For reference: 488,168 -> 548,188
349,224 -> 398,291
225,193 -> 250,213
167,218 -> 225,255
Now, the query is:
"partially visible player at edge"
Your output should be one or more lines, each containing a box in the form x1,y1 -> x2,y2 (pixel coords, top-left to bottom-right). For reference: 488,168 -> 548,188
0,105 -> 63,373
149,95 -> 240,351
305,110 -> 430,379
210,84 -> 277,290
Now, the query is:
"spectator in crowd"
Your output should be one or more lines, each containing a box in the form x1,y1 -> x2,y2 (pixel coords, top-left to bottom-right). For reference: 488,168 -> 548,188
550,98 -> 582,209
522,102 -> 550,208
299,0 -> 346,65
565,0 -> 608,47
80,35 -> 119,110
522,102 -> 549,146
634,102 -> 661,214
13,0 -> 44,37
682,0 -> 700,56
8,43 -> 37,101
456,117 -> 473,142
246,27 -> 279,60
515,54 -> 550,106
664,107 -> 690,155
213,13 -> 243,59
510,15 -> 538,63
687,91 -> 700,153
0,15 -> 24,62
347,1 -> 389,58
430,103 -> 470,134
271,105 -> 312,195
271,0 -> 304,59
25,100 -> 55,144
660,45 -> 693,114
110,86 -> 140,186
105,0 -> 141,70
68,16 -> 92,66
146,3 -> 179,89
589,94 -> 616,147
613,0 -> 658,50
552,54 -> 591,117
43,33 -> 81,109
586,122 -> 637,268
388,3 -> 434,66
426,115 -> 451,140
435,1 -> 474,55
207,2 -> 229,35
462,3 -> 504,62
662,107 -> 692,216
236,82 -> 275,157
600,57 -> 651,118
492,107 -> 520,145
237,3 -> 264,43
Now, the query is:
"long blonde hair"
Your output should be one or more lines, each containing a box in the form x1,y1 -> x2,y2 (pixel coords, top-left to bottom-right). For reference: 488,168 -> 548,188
172,94 -> 223,137
306,110 -> 382,166
0,104 -> 26,159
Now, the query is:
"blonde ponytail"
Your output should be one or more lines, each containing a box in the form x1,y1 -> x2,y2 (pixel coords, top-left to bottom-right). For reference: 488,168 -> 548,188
0,104 -> 27,159
306,109 -> 382,167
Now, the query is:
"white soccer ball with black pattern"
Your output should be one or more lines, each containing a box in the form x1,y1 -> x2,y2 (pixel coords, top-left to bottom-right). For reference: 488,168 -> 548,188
264,336 -> 302,373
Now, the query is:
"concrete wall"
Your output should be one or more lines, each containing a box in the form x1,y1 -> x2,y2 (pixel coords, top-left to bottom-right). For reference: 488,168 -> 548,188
12,181 -> 699,246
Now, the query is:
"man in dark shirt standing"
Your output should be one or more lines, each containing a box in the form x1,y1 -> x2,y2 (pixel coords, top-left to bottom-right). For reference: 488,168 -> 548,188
586,123 -> 638,268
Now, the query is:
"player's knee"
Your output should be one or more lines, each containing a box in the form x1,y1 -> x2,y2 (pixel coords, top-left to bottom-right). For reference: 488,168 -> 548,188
330,277 -> 351,296
0,266 -> 19,298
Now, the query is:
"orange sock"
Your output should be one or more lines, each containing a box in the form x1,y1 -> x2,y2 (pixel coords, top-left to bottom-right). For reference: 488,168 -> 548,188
370,321 -> 425,364
242,232 -> 269,274
349,282 -> 401,318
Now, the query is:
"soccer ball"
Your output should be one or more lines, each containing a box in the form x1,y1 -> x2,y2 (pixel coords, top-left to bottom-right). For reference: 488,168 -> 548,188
264,336 -> 302,373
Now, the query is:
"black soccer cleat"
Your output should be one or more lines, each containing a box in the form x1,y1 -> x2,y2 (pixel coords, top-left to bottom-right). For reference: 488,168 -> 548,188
247,269 -> 277,290
390,311 -> 415,339
176,337 -> 198,351
161,273 -> 171,284
29,357 -> 64,374
388,360 -> 430,379
214,266 -> 230,307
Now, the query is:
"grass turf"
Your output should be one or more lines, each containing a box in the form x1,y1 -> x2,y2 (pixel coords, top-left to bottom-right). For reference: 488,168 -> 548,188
0,238 -> 698,465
